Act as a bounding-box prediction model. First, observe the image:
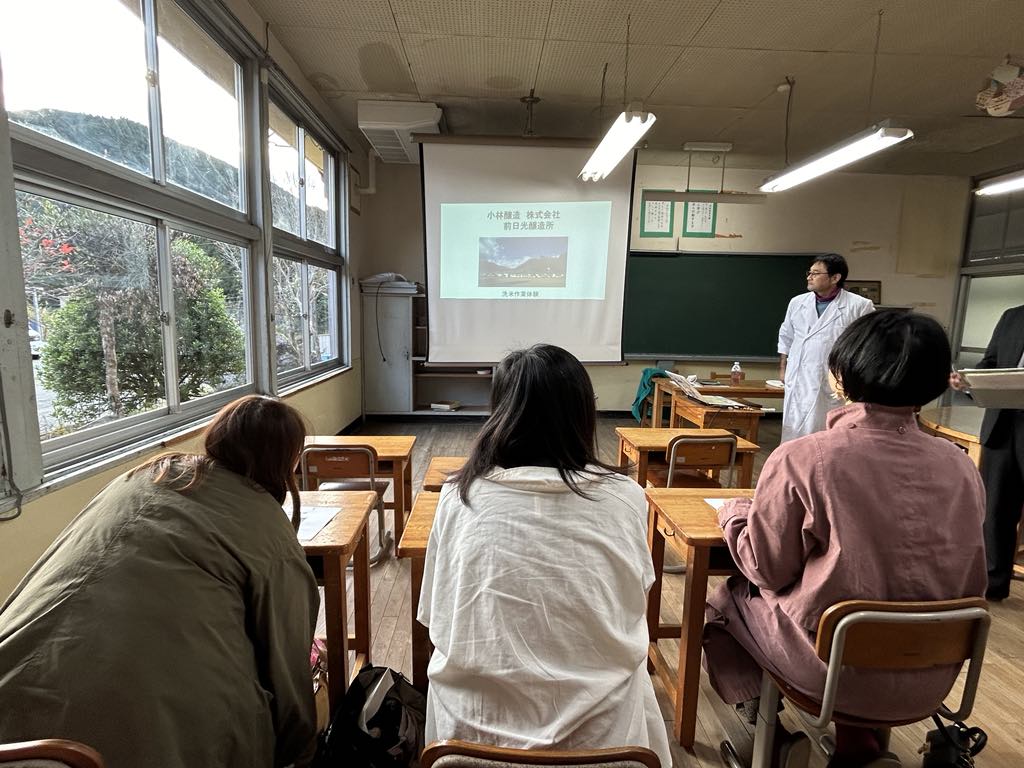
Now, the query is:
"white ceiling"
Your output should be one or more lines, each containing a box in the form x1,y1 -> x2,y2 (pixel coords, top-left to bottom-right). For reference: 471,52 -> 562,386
247,0 -> 1024,175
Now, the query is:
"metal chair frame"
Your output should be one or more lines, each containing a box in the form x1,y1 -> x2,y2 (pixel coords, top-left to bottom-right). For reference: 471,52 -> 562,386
720,599 -> 991,768
300,444 -> 393,565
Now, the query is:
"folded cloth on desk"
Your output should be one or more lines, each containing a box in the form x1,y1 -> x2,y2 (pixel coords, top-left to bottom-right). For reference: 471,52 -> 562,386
766,379 -> 785,388
631,367 -> 670,423
960,368 -> 1024,409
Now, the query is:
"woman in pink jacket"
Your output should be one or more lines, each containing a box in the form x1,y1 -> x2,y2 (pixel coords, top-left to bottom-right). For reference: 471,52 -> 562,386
703,309 -> 987,768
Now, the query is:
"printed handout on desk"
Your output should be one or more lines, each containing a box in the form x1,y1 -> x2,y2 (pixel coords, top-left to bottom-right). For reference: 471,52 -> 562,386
664,371 -> 744,408
704,498 -> 728,510
959,368 -> 1024,409
289,505 -> 337,541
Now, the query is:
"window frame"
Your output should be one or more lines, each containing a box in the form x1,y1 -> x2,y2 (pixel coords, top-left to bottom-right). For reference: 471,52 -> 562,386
0,0 -> 351,498
13,180 -> 259,474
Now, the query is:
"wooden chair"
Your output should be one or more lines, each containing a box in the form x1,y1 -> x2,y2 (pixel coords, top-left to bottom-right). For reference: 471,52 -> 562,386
300,444 -> 393,564
720,597 -> 991,768
645,434 -> 738,490
421,740 -> 661,768
0,739 -> 104,767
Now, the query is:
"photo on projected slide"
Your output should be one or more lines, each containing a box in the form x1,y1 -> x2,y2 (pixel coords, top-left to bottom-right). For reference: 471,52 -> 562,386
478,237 -> 567,288
439,201 -> 611,299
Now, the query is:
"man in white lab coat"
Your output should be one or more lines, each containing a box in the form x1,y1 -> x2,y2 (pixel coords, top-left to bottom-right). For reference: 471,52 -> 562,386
778,253 -> 875,442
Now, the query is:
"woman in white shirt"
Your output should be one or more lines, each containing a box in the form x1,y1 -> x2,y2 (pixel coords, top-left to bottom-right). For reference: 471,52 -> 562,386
418,343 -> 672,767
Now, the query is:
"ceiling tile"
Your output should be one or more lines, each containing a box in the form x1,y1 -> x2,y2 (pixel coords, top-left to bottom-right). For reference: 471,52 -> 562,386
649,49 -> 872,114
404,34 -> 544,99
534,41 -> 678,103
880,0 -> 1024,56
273,27 -> 418,95
691,0 -> 897,52
643,105 -> 748,148
391,0 -> 551,38
249,0 -> 398,31
546,0 -> 720,45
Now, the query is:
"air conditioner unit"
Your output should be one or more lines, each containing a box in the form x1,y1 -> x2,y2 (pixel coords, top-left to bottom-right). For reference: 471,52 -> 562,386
357,101 -> 442,164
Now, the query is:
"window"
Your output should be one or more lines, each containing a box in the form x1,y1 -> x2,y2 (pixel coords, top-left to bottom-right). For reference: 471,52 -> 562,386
16,189 -> 254,461
18,191 -> 165,439
168,230 -> 249,401
268,103 -> 301,235
273,255 -> 340,379
0,0 -> 152,175
0,0 -> 347,493
268,101 -> 335,246
0,0 -> 245,212
157,0 -> 244,209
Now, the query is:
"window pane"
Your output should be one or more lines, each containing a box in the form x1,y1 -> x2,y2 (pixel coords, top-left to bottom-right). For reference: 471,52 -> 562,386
268,103 -> 300,235
272,257 -> 305,373
17,191 -> 164,439
169,230 -> 249,401
304,134 -> 331,245
157,0 -> 243,210
0,0 -> 151,175
308,265 -> 338,363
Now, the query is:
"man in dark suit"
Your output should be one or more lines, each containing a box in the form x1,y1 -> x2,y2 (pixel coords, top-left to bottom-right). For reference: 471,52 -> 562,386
953,304 -> 1024,600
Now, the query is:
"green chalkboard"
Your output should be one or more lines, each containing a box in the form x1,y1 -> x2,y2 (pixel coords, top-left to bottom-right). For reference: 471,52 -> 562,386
622,251 -> 820,359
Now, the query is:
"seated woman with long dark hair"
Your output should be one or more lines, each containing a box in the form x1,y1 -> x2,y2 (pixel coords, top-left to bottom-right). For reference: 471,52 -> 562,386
418,344 -> 671,767
0,395 -> 320,768
703,310 -> 987,768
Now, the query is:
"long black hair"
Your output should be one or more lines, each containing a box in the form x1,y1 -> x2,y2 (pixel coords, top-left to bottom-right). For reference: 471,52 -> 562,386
454,344 -> 621,503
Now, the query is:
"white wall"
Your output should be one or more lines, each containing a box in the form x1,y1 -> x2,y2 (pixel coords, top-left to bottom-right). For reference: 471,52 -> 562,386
632,165 -> 970,324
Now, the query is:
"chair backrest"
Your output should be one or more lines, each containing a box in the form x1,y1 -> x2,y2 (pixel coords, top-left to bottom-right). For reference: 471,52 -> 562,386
300,444 -> 378,491
811,597 -> 990,725
665,434 -> 737,487
421,741 -> 660,768
0,739 -> 104,768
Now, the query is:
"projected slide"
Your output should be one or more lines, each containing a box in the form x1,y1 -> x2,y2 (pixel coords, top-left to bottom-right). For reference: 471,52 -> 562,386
440,201 -> 611,299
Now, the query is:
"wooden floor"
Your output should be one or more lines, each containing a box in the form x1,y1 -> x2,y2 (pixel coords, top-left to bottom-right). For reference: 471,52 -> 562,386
321,414 -> 1024,767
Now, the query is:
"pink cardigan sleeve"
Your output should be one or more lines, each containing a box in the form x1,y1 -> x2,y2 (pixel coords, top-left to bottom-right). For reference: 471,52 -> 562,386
717,442 -> 824,592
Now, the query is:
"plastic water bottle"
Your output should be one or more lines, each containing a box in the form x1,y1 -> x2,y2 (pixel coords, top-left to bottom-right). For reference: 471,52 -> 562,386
730,361 -> 743,385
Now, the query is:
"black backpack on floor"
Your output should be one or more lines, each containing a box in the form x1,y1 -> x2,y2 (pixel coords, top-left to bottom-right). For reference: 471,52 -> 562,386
313,665 -> 426,768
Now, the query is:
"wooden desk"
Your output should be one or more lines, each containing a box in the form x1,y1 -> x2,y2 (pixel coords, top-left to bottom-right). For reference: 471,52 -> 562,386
423,456 -> 465,492
918,406 -> 983,466
397,491 -> 440,691
298,490 -> 376,713
650,378 -> 783,429
670,394 -> 764,444
616,427 -> 758,489
916,407 -> 1024,578
304,435 -> 416,549
645,487 -> 752,748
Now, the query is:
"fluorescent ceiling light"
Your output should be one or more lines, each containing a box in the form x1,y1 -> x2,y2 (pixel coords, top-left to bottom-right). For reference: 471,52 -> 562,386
580,109 -> 656,182
975,170 -> 1024,196
759,122 -> 913,193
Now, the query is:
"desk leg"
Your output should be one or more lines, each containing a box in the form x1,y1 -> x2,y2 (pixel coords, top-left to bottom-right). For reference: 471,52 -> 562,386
410,556 -> 433,692
392,461 -> 407,550
352,526 -> 372,662
323,554 -> 349,715
646,505 -> 665,673
652,383 -> 666,428
738,452 -> 754,489
617,437 -> 627,468
674,545 -> 711,748
636,450 -> 649,488
746,416 -> 760,446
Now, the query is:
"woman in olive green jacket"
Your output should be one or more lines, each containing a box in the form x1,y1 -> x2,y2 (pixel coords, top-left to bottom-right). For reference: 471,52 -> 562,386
0,395 -> 320,768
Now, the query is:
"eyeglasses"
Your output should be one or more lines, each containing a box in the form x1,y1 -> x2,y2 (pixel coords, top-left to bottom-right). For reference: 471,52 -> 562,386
806,270 -> 829,277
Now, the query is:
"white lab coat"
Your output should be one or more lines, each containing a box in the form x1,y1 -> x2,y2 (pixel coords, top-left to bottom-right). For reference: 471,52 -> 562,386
418,466 -> 672,768
778,289 -> 875,442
